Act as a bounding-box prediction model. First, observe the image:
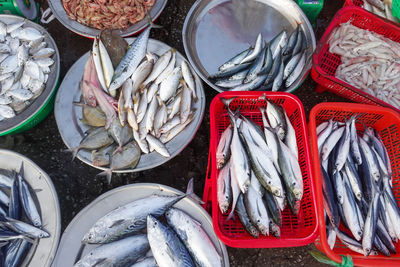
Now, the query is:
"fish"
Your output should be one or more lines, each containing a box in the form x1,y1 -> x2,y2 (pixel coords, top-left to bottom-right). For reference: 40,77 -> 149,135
159,114 -> 194,144
77,103 -> 106,127
229,117 -> 251,194
179,82 -> 191,123
130,257 -> 157,267
69,127 -> 114,160
165,208 -> 222,267
270,31 -> 288,59
1,217 -> 49,239
219,47 -> 252,71
285,51 -> 306,88
235,194 -> 259,238
92,145 -> 115,167
98,141 -> 141,184
244,184 -> 270,235
147,215 -> 195,267
110,21 -> 160,92
74,235 -> 149,267
181,60 -> 197,100
145,135 -> 170,157
17,167 -> 41,227
217,161 -> 232,214
155,51 -> 176,85
83,180 -> 196,244
159,67 -> 182,102
143,49 -> 172,86
216,125 -> 233,169
241,33 -> 263,64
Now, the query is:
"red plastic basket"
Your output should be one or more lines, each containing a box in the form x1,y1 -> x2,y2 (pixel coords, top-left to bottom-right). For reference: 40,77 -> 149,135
309,102 -> 400,266
205,91 -> 318,248
311,6 -> 400,113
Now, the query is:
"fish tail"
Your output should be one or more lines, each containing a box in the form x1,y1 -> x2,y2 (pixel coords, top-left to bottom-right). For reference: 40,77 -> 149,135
147,14 -> 163,29
226,210 -> 236,222
184,177 -> 204,204
65,147 -> 80,161
97,169 -> 113,184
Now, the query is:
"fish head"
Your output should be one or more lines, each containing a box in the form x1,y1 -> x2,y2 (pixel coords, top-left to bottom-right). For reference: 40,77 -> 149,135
219,201 -> 229,214
82,226 -> 104,244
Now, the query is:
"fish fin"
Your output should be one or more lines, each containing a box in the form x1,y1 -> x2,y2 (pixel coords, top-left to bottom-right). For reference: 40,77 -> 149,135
18,162 -> 24,178
93,258 -> 110,267
112,146 -> 122,156
64,147 -> 80,161
147,14 -> 163,29
97,169 -> 113,184
185,178 -> 205,205
109,219 -> 125,228
73,101 -> 84,106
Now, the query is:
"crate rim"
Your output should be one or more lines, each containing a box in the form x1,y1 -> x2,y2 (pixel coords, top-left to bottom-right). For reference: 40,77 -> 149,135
309,102 -> 400,266
209,91 -> 319,248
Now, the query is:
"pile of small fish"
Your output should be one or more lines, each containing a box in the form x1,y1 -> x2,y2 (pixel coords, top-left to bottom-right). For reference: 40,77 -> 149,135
0,20 -> 55,122
210,25 -> 309,92
216,96 -> 302,238
75,179 -> 223,267
72,21 -> 198,183
62,0 -> 155,30
318,117 -> 400,256
361,0 -> 398,23
0,165 -> 50,266
329,22 -> 400,109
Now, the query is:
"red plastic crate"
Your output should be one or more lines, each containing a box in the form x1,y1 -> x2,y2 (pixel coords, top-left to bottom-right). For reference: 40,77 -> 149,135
311,6 -> 400,113
345,0 -> 400,24
205,91 -> 318,248
309,102 -> 400,266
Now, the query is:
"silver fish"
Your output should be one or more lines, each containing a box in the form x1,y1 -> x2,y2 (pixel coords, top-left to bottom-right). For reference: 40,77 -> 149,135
74,235 -> 149,267
217,161 -> 232,214
165,208 -> 222,267
143,49 -> 172,86
146,134 -> 170,157
216,125 -> 233,169
147,215 -> 195,267
159,66 -> 182,102
181,60 -> 197,100
159,114 -> 194,143
240,33 -> 262,64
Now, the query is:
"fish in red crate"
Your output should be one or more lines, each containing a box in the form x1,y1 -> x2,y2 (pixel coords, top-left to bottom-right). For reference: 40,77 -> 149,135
216,96 -> 303,238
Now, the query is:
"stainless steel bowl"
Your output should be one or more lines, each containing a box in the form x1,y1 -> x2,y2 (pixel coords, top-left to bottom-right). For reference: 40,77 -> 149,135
0,149 -> 61,267
0,15 -> 60,135
182,0 -> 316,93
54,38 -> 205,173
47,0 -> 168,38
52,183 -> 229,266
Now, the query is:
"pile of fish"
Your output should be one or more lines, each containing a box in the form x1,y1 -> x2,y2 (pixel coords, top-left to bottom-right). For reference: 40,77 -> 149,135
210,25 -> 309,92
329,22 -> 400,109
72,21 -> 198,183
0,20 -> 55,122
318,117 -> 400,256
216,96 -> 302,238
361,0 -> 399,23
0,165 -> 50,266
75,179 -> 223,267
62,0 -> 155,30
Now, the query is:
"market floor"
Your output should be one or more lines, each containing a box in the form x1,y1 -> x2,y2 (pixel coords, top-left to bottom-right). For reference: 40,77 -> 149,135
0,0 -> 348,266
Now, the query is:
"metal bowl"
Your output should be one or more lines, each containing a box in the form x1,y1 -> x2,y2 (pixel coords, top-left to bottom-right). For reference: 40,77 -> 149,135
0,149 -> 61,267
0,15 -> 60,136
52,183 -> 229,266
54,38 -> 205,173
47,0 -> 168,38
182,0 -> 316,93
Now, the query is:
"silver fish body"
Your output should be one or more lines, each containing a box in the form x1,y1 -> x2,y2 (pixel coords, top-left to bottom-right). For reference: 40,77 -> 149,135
147,215 -> 195,267
74,235 -> 149,267
165,208 -> 222,267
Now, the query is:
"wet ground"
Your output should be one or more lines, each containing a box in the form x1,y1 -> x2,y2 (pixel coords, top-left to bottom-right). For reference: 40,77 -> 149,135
0,0 -> 349,266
